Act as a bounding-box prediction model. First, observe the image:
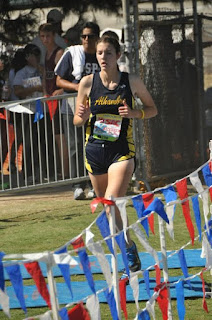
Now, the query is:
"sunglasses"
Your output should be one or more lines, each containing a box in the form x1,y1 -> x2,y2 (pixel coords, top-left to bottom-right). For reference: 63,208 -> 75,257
81,34 -> 96,40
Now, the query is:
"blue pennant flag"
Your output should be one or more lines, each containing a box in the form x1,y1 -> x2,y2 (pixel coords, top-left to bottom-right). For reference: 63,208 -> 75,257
138,309 -> 151,320
191,195 -> 202,241
78,249 -> 96,294
143,270 -> 151,297
104,288 -> 119,320
59,307 -> 69,320
204,218 -> 212,246
202,163 -> 212,187
143,197 -> 169,224
34,99 -> 44,123
96,211 -> 114,255
115,231 -> 129,277
6,264 -> 27,313
176,281 -> 185,320
161,186 -> 177,203
132,195 -> 149,236
178,249 -> 191,288
54,246 -> 73,299
0,252 -> 5,292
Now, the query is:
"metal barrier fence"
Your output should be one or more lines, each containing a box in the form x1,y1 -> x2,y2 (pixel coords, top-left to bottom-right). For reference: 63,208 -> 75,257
0,93 -> 90,192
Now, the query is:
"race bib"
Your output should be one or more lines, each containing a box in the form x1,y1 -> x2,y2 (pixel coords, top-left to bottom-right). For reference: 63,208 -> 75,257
93,113 -> 122,142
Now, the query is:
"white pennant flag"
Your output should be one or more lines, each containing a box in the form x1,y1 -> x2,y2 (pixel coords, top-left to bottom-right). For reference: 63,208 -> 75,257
0,288 -> 10,318
53,253 -> 78,266
201,234 -> 212,268
115,199 -> 128,243
86,294 -> 101,320
86,230 -> 112,291
39,310 -> 53,319
165,205 -> 175,240
129,274 -> 139,310
146,292 -> 158,320
131,224 -> 159,265
201,190 -> 209,234
189,172 -> 204,194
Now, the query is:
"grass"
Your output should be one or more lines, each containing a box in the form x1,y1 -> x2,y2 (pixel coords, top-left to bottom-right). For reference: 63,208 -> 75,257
0,184 -> 212,319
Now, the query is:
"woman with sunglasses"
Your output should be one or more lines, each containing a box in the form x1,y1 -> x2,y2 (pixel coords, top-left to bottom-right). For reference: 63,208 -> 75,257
74,35 -> 158,277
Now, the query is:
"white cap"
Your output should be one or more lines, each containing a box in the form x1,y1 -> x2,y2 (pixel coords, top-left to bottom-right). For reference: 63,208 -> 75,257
47,9 -> 64,23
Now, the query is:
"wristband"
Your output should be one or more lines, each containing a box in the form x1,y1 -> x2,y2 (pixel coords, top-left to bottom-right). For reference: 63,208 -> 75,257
139,109 -> 145,119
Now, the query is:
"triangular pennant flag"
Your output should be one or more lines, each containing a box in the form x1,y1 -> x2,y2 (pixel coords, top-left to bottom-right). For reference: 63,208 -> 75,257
116,199 -> 128,243
143,270 -> 151,297
189,172 -> 204,194
161,186 -> 177,239
204,218 -> 212,247
0,252 -> 5,292
96,210 -> 114,255
131,224 -> 159,265
46,99 -> 58,120
104,287 -> 119,320
143,198 -> 169,224
72,237 -> 96,295
178,249 -> 191,288
200,270 -> 209,313
154,282 -> 168,320
154,264 -> 161,285
138,309 -> 151,320
129,274 -> 139,311
90,198 -> 115,214
146,292 -> 157,320
176,179 -> 195,245
191,195 -> 202,241
201,190 -> 210,235
5,264 -> 27,313
202,163 -> 212,187
0,288 -> 10,318
176,281 -> 185,320
59,307 -> 69,320
24,262 -> 51,308
142,193 -> 155,234
115,232 -> 129,277
86,231 -> 112,291
201,234 -> 212,268
86,294 -> 101,320
54,246 -> 73,299
119,278 -> 128,319
34,99 -> 44,122
132,195 -> 149,236
67,302 -> 91,319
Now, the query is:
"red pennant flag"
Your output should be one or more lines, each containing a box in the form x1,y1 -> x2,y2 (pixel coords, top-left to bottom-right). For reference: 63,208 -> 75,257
154,282 -> 168,320
119,278 -> 128,319
24,262 -> 51,309
142,193 -> 155,234
209,187 -> 212,202
90,197 -> 115,213
209,161 -> 212,172
68,302 -> 90,319
154,264 -> 161,285
176,179 -> 195,245
200,270 -> 209,313
71,235 -> 85,249
46,99 -> 58,120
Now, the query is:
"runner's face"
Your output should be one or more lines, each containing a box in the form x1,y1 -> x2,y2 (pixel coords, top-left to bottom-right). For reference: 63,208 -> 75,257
96,42 -> 119,71
81,28 -> 98,53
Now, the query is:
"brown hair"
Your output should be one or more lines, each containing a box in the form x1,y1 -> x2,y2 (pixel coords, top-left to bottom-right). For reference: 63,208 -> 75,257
96,36 -> 121,54
39,23 -> 56,34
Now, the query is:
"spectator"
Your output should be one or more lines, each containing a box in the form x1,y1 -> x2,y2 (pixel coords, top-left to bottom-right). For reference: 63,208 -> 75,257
13,44 -> 45,182
55,21 -> 100,200
63,27 -> 81,46
0,60 -> 4,71
39,22 -> 68,179
32,9 -> 67,66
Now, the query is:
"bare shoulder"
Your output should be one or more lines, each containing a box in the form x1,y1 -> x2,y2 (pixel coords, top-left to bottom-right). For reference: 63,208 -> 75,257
128,73 -> 145,95
80,74 -> 93,88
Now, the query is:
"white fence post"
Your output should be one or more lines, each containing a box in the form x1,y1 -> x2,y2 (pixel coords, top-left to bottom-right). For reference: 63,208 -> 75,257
158,215 -> 173,320
108,196 -> 122,319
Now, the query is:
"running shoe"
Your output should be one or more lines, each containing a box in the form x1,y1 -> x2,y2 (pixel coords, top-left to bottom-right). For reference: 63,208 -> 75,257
74,187 -> 86,200
120,241 -> 141,281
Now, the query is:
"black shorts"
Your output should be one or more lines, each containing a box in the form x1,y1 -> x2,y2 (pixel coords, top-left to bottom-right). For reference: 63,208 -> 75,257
85,139 -> 135,175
